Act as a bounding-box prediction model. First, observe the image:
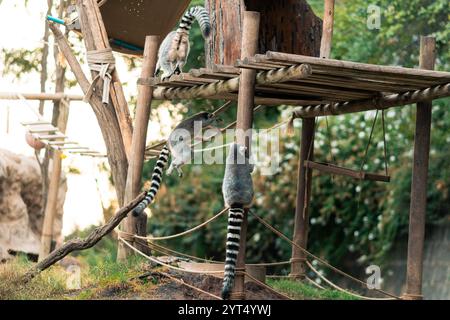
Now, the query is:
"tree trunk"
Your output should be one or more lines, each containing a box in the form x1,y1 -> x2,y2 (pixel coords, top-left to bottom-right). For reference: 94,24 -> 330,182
205,0 -> 322,67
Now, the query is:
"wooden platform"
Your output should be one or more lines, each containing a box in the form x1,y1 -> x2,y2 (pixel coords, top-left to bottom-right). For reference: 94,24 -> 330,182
149,51 -> 450,106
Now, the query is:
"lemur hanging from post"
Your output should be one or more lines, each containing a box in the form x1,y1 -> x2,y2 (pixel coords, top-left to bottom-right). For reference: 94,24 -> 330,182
155,6 -> 211,80
221,143 -> 254,299
132,112 -> 219,216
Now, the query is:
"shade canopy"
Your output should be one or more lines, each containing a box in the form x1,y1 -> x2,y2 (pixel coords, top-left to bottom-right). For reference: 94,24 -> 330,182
99,0 -> 191,55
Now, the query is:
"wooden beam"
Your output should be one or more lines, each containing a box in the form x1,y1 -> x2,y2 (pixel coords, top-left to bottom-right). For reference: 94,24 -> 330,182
152,64 -> 311,100
38,150 -> 63,261
290,117 -> 315,279
264,51 -> 450,82
404,36 -> 436,300
292,82 -> 450,118
118,36 -> 159,261
290,0 -> 332,280
320,0 -> 335,59
49,22 -> 129,206
0,92 -> 84,101
231,11 -> 260,301
304,160 -> 390,182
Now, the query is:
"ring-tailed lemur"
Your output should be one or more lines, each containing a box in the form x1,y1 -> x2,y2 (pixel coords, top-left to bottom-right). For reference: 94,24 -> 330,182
155,6 -> 211,80
132,112 -> 218,216
221,143 -> 254,299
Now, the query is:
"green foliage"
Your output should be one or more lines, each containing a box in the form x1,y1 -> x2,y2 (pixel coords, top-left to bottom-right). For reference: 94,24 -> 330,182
268,279 -> 358,300
1,48 -> 42,76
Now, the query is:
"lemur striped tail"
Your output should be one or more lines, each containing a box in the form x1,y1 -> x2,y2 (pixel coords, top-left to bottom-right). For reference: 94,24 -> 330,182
221,206 -> 245,299
132,146 -> 170,217
177,6 -> 211,38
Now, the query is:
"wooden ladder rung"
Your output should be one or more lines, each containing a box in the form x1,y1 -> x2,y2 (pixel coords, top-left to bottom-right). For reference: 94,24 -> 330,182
36,133 -> 66,140
47,141 -> 78,146
21,121 -> 52,126
57,146 -> 89,150
28,127 -> 58,133
304,160 -> 390,182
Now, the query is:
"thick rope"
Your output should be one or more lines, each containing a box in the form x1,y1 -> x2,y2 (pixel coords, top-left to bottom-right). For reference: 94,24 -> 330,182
305,275 -> 326,290
306,261 -> 395,300
147,240 -> 290,267
119,237 -> 224,275
84,48 -> 115,105
249,210 -> 401,299
121,207 -> 228,241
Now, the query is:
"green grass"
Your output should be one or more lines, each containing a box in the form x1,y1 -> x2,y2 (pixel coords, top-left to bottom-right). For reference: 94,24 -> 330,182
0,254 -> 154,300
268,279 -> 359,300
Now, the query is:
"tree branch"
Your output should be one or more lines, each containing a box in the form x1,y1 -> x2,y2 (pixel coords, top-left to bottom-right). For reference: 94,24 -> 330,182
22,192 -> 146,283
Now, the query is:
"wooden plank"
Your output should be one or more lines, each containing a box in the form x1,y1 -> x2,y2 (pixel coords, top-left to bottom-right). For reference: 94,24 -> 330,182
264,51 -> 450,82
231,11 -> 260,301
304,161 -> 390,182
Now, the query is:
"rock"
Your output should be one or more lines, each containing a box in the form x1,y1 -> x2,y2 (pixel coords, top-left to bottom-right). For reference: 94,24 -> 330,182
0,149 -> 67,262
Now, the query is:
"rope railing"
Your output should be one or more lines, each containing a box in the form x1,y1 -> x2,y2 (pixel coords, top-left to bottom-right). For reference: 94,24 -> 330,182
306,261 -> 395,300
119,237 -> 224,275
119,207 -> 228,241
248,210 -> 401,300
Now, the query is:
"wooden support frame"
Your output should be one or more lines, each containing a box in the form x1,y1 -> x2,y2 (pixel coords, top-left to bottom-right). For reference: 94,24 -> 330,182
403,36 -> 436,300
304,160 -> 390,182
290,0 -> 334,280
0,92 -> 83,101
49,20 -> 129,206
76,0 -> 133,159
231,11 -> 260,300
118,36 -> 160,261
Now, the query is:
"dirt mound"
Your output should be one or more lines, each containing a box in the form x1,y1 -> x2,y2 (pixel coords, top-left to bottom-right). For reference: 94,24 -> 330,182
145,271 -> 287,300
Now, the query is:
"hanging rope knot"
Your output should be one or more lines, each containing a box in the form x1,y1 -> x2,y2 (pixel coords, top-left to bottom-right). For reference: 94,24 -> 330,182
84,48 -> 115,105
287,113 -> 295,137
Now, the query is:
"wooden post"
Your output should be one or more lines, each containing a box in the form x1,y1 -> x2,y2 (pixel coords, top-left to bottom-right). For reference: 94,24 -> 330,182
118,36 -> 159,261
38,150 -> 63,261
231,11 -> 260,300
404,36 -> 436,300
320,0 -> 335,59
38,104 -> 69,261
290,118 -> 315,278
290,0 -> 333,279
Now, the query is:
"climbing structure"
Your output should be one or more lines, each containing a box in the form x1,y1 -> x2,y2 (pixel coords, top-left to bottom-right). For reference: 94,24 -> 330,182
44,0 -> 450,300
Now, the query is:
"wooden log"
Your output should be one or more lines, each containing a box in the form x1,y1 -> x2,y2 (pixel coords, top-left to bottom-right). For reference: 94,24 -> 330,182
0,92 -> 84,101
231,11 -> 260,301
292,82 -> 450,118
404,36 -> 436,300
38,98 -> 70,261
152,64 -> 311,100
304,161 -> 390,182
290,0 -> 331,280
265,51 -> 450,82
320,0 -> 335,59
77,0 -> 133,159
38,151 -> 63,261
118,36 -> 159,261
24,192 -> 146,283
49,22 -> 128,205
